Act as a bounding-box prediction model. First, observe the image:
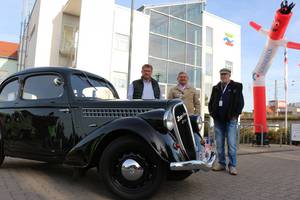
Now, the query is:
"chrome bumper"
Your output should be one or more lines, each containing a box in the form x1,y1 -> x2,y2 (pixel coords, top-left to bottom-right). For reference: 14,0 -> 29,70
170,152 -> 216,172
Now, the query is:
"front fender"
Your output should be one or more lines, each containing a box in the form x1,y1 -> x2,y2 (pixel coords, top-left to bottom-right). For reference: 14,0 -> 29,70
64,117 -> 186,168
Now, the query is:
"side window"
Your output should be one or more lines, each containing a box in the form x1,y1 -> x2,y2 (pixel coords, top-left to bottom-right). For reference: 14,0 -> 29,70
0,80 -> 19,102
71,74 -> 117,100
22,75 -> 64,100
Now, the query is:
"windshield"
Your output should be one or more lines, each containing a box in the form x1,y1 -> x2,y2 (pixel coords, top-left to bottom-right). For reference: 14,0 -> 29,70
71,74 -> 117,100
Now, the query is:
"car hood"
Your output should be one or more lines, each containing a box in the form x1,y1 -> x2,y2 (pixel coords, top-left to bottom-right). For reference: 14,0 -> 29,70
78,98 -> 183,118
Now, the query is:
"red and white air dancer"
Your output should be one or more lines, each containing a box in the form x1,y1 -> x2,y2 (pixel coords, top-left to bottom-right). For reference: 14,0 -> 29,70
250,0 -> 300,144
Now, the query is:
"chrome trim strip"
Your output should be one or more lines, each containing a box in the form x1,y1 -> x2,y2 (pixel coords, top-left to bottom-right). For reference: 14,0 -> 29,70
181,103 -> 197,153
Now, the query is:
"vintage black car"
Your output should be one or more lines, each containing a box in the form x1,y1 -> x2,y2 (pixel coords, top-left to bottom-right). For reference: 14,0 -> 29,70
0,67 -> 215,199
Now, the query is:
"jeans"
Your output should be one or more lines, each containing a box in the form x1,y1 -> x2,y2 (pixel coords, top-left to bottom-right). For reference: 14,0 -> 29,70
214,119 -> 238,167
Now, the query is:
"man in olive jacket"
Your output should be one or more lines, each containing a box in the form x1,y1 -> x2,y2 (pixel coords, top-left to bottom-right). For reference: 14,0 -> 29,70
168,72 -> 200,115
209,68 -> 244,175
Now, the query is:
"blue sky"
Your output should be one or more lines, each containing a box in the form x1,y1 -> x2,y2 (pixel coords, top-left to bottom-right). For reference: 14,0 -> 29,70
1,0 -> 300,111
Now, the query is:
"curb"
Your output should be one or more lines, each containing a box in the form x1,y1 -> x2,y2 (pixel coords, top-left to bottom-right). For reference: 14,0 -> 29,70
237,148 -> 297,155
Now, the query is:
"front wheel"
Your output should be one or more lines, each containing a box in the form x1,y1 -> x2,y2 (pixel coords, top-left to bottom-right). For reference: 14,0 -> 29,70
99,136 -> 166,200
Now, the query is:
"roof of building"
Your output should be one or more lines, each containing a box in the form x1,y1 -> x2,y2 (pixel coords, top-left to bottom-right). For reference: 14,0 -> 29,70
0,41 -> 19,60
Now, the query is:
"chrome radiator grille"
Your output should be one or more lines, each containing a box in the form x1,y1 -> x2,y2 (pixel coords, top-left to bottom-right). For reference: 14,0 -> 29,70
173,103 -> 196,160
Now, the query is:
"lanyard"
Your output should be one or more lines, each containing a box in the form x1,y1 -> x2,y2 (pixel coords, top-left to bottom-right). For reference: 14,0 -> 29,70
220,83 -> 229,100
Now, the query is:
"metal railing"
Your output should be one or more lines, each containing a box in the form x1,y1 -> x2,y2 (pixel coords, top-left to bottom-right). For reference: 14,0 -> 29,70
238,123 -> 264,146
238,123 -> 286,146
202,120 -> 289,150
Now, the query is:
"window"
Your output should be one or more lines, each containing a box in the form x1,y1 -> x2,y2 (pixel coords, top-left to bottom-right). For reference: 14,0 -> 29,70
149,58 -> 168,83
114,33 -> 129,52
170,18 -> 186,41
185,66 -> 196,87
153,6 -> 169,15
111,72 -> 127,99
169,39 -> 185,63
206,53 -> 213,76
71,75 -> 117,100
225,60 -> 233,73
187,24 -> 202,45
170,5 -> 186,20
185,66 -> 202,88
186,44 -> 201,66
150,12 -> 169,36
187,3 -> 202,24
168,62 -> 184,84
194,67 -> 202,88
111,72 -> 127,90
0,80 -> 19,102
60,25 -> 78,55
206,27 -> 213,47
62,25 -> 74,49
159,84 -> 167,99
22,75 -> 64,100
149,34 -> 168,59
29,24 -> 36,41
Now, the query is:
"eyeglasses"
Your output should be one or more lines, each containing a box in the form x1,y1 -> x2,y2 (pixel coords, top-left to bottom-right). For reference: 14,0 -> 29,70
220,73 -> 229,76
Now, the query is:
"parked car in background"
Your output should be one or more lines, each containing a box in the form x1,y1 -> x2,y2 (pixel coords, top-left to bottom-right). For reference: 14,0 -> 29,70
0,67 -> 215,200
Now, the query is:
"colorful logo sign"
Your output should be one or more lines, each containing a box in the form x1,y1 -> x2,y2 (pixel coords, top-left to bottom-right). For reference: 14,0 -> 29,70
224,33 -> 234,46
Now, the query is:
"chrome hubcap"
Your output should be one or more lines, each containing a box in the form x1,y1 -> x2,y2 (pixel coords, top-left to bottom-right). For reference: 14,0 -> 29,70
121,159 -> 144,181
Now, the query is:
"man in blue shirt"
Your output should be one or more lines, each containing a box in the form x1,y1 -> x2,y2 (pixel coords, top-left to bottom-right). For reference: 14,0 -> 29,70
208,68 -> 244,175
127,64 -> 162,100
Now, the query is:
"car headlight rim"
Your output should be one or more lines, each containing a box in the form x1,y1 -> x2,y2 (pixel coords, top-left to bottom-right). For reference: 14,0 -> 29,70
196,116 -> 203,131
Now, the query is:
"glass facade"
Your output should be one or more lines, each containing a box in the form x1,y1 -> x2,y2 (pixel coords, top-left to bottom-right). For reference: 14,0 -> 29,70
187,3 -> 203,24
205,26 -> 213,106
169,39 -> 186,63
170,5 -> 186,20
146,3 -> 204,95
149,34 -> 168,59
187,24 -> 202,45
170,18 -> 186,40
150,12 -> 168,36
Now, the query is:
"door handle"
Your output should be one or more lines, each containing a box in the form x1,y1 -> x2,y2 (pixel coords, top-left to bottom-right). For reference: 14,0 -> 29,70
59,108 -> 70,113
88,124 -> 97,127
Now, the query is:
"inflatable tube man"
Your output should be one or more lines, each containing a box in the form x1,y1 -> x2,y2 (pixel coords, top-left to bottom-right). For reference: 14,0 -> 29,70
250,0 -> 300,144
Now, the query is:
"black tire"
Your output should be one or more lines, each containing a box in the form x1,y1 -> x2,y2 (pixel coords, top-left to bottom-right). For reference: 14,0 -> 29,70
0,131 -> 5,167
99,136 -> 166,200
167,170 -> 192,181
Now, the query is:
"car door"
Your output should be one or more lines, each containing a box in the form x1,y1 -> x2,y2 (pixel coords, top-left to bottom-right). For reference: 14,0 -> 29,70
0,78 -> 21,156
14,73 -> 74,160
69,73 -> 119,140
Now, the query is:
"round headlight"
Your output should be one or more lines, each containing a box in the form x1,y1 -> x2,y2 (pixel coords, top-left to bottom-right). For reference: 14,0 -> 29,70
163,110 -> 174,131
196,116 -> 203,131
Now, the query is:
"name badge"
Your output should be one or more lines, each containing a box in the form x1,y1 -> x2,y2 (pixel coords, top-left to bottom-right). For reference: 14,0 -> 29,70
219,100 -> 223,107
